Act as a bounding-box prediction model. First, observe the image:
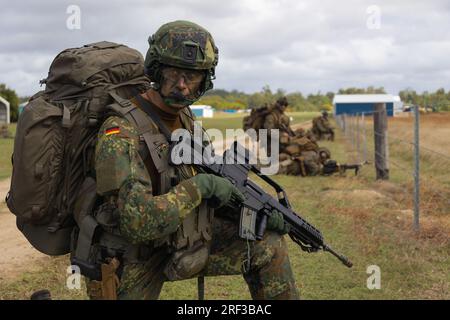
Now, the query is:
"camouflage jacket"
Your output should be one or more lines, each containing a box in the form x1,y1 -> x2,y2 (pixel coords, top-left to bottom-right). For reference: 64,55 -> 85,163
95,115 -> 202,245
313,116 -> 332,132
263,109 -> 290,132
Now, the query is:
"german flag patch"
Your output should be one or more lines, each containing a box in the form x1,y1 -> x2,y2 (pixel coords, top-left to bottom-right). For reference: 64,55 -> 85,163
105,126 -> 121,136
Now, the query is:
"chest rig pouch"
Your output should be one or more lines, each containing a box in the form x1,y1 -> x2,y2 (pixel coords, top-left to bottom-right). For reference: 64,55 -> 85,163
108,93 -> 214,281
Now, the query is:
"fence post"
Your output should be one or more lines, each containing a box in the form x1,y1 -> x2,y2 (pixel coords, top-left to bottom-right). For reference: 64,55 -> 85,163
413,105 -> 420,231
343,113 -> 347,137
356,113 -> 360,162
362,112 -> 368,163
350,114 -> 355,152
374,103 -> 389,180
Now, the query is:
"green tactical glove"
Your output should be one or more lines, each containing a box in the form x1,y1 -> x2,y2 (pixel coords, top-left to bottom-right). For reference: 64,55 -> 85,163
267,209 -> 290,235
190,173 -> 246,208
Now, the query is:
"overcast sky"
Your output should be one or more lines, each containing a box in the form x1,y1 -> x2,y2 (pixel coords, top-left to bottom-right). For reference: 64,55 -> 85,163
1,0 -> 450,97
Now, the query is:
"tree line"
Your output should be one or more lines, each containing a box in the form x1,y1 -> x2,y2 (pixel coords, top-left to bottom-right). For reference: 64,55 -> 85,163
0,83 -> 449,123
199,86 -> 450,112
197,86 -> 387,111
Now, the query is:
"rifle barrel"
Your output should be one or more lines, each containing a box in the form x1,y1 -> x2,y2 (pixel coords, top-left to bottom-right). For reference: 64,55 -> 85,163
323,244 -> 353,268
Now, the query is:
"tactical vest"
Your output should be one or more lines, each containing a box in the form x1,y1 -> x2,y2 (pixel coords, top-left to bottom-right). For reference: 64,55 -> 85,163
71,94 -> 214,282
106,93 -> 214,280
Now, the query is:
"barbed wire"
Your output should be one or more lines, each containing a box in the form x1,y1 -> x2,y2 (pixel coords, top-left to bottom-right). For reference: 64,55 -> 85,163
372,150 -> 413,173
416,145 -> 450,161
337,114 -> 449,169
349,119 -> 450,164
372,130 -> 450,162
336,114 -> 450,220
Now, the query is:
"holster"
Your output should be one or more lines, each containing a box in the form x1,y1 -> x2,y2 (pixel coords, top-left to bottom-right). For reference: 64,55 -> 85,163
86,257 -> 120,300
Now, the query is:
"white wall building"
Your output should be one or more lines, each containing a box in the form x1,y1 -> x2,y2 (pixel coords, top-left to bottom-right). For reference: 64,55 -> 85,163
190,105 -> 214,118
0,96 -> 10,124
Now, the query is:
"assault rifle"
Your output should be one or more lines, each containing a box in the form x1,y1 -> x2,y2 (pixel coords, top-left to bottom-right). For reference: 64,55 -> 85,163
133,95 -> 353,268
321,160 -> 365,176
197,141 -> 353,268
339,163 -> 361,176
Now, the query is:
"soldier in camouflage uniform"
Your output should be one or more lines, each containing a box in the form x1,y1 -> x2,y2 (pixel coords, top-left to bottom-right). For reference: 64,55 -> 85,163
86,21 -> 299,300
278,144 -> 329,176
261,97 -> 291,156
263,97 -> 291,136
278,142 -> 360,177
312,111 -> 335,141
276,125 -> 359,176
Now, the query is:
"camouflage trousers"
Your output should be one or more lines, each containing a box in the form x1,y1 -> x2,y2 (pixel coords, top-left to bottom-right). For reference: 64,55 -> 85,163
87,216 -> 299,300
278,152 -> 321,176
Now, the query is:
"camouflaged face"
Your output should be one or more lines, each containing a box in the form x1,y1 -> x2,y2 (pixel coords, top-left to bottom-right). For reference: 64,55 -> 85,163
95,116 -> 201,244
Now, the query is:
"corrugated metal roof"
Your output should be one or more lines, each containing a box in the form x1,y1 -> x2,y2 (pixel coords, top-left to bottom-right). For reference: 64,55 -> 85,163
333,94 -> 397,104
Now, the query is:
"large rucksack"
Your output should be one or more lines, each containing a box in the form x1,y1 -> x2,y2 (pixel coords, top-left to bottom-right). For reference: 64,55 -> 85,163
6,41 -> 152,255
242,104 -> 272,138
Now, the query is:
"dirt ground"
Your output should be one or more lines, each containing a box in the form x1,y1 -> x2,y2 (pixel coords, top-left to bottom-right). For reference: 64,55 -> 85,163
0,178 -> 48,281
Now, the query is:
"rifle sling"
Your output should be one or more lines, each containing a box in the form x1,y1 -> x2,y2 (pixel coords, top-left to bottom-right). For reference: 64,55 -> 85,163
133,94 -> 173,142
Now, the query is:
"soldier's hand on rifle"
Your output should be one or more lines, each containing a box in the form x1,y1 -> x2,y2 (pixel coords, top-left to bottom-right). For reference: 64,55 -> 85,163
267,209 -> 290,235
190,173 -> 246,208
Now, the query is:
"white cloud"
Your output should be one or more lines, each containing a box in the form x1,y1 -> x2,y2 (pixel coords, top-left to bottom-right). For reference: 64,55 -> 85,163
0,0 -> 449,96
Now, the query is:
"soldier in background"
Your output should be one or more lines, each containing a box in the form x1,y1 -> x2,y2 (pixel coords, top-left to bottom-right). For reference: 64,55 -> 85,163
263,97 -> 291,135
312,111 -> 335,141
261,97 -> 291,155
242,103 -> 270,134
242,99 -> 358,177
278,145 -> 360,177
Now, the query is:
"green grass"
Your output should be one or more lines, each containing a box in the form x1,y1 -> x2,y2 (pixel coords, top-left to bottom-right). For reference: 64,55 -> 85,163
199,113 -> 245,135
1,117 -> 448,300
289,112 -> 320,125
0,123 -> 16,180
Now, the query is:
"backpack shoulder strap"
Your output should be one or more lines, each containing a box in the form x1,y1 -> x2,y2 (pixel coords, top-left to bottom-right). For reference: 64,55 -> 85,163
107,93 -> 172,193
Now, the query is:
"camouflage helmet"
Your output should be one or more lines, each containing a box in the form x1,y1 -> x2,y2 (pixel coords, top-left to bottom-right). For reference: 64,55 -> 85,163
322,110 -> 329,117
144,20 -> 219,96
